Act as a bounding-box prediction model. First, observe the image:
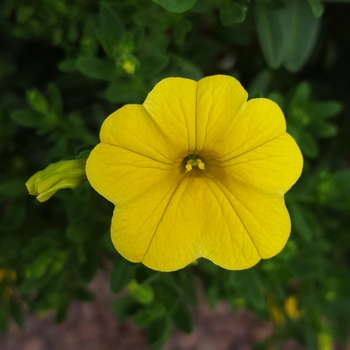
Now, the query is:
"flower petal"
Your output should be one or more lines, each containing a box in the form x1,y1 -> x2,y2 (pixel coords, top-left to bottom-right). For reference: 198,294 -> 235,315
195,75 -> 248,153
198,91 -> 287,161
111,171 -> 269,271
100,104 -> 182,163
206,133 -> 303,195
86,143 -> 181,204
203,172 -> 291,261
143,77 -> 197,155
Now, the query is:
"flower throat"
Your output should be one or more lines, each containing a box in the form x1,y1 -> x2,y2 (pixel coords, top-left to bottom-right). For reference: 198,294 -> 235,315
183,154 -> 205,172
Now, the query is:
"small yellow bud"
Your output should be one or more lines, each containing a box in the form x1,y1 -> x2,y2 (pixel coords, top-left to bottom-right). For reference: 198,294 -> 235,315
118,54 -> 139,75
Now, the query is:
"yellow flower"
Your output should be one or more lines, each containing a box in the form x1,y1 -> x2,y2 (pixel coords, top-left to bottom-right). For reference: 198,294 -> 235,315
86,75 -> 302,272
284,295 -> 300,320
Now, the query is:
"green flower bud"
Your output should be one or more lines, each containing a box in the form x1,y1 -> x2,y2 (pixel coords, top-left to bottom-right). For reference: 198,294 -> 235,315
118,54 -> 139,74
26,158 -> 87,202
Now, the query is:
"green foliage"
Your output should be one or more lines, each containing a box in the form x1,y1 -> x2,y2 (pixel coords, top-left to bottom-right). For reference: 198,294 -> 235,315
255,0 -> 320,72
1,0 -> 350,349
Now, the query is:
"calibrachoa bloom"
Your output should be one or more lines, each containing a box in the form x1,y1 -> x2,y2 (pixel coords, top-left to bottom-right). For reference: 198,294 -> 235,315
86,75 -> 303,272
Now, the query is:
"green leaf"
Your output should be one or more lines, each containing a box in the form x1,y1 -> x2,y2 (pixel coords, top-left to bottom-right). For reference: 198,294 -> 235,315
133,303 -> 165,327
174,20 -> 192,46
255,2 -> 285,69
58,60 -> 77,72
77,57 -> 116,81
26,89 -> 49,114
106,80 -> 145,104
172,300 -> 193,333
111,296 -> 138,323
288,202 -> 314,243
238,269 -> 265,311
147,316 -> 172,347
191,0 -> 219,13
128,280 -> 155,305
98,7 -> 125,45
110,256 -> 137,293
219,0 -> 248,25
307,0 -> 324,17
280,0 -> 321,72
313,121 -> 338,138
47,84 -> 63,116
16,6 -> 34,23
138,55 -> 169,78
290,81 -> 311,105
256,0 -> 320,71
308,101 -> 343,119
290,128 -> 318,158
247,69 -> 272,98
151,0 -> 199,13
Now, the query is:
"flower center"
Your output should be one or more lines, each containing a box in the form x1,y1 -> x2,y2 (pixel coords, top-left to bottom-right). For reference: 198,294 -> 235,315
183,154 -> 205,172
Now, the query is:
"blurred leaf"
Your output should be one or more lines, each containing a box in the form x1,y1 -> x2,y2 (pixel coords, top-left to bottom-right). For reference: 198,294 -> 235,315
151,0 -> 199,13
255,1 -> 285,69
97,7 -> 125,47
172,300 -> 193,333
191,0 -> 219,12
138,55 -> 169,78
77,57 -> 116,81
16,6 -> 34,23
133,303 -> 165,327
110,256 -> 138,293
289,126 -> 318,158
47,84 -> 63,116
174,20 -> 192,46
288,202 -> 314,243
248,69 -> 272,98
307,0 -> 324,17
308,101 -> 343,119
147,316 -> 172,347
26,89 -> 49,114
256,0 -> 320,71
313,121 -> 338,138
131,27 -> 145,52
281,0 -> 320,72
219,0 -> 248,25
111,296 -> 138,323
10,109 -> 43,128
238,269 -> 265,311
106,80 -> 145,104
58,60 -> 77,72
128,280 -> 155,305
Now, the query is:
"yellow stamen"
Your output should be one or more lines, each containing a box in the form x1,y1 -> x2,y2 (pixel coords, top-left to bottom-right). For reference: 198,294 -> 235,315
185,158 -> 205,172
185,159 -> 193,172
197,159 -> 205,170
